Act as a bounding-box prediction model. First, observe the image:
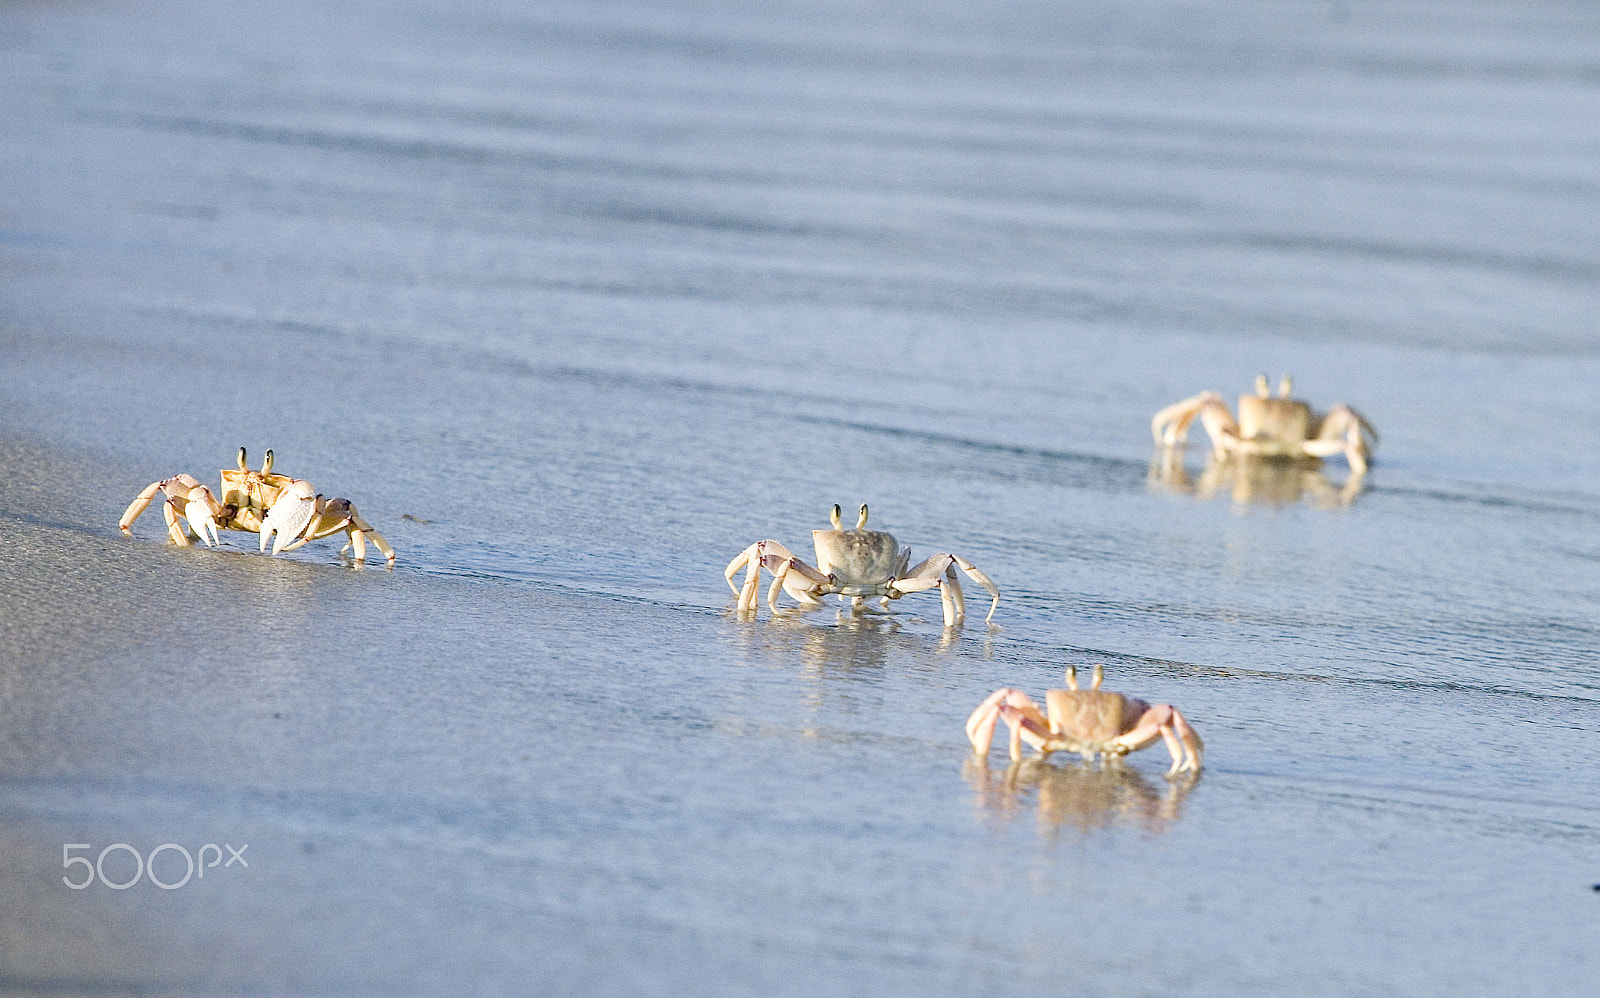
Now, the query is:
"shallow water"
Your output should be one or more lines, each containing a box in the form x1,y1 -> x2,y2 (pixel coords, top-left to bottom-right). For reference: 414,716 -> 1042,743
2,0 -> 1599,993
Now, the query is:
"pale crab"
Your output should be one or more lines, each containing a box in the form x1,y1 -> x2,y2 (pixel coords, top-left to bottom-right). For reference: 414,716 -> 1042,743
966,665 -> 1203,778
724,504 -> 999,627
1151,375 -> 1378,473
119,447 -> 395,565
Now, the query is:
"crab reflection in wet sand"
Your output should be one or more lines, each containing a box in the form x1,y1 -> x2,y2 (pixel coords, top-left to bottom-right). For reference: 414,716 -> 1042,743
963,754 -> 1194,836
724,504 -> 999,627
1149,447 -> 1365,507
967,665 -> 1202,778
1152,374 -> 1378,474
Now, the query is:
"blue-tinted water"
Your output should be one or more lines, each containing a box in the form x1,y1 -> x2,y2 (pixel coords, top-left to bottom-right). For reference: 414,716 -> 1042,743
2,1 -> 1598,993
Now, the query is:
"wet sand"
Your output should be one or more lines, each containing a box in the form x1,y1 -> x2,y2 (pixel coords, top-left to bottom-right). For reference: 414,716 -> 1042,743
4,1 -> 1600,994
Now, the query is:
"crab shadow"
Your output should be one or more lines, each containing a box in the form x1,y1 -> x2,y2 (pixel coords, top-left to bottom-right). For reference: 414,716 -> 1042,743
1148,447 -> 1365,508
963,755 -> 1198,838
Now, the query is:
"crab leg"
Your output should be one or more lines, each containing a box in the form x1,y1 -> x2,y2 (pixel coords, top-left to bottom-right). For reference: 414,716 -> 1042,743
766,553 -> 830,610
1151,391 -> 1225,447
892,563 -> 943,592
1305,403 -> 1377,473
966,688 -> 1049,759
1170,708 -> 1204,775
1196,400 -> 1245,459
1326,402 -> 1379,446
884,559 -> 959,624
895,553 -> 1000,625
952,556 -> 999,623
277,498 -> 396,565
284,497 -> 351,552
1104,705 -> 1170,754
1157,724 -> 1187,772
725,541 -> 832,612
965,688 -> 1012,754
765,562 -> 789,608
322,506 -> 396,565
942,564 -> 966,625
724,541 -> 766,612
347,513 -> 396,565
998,702 -> 1068,761
119,481 -> 167,535
1107,704 -> 1204,777
726,540 -> 796,611
121,475 -> 207,539
161,493 -> 192,546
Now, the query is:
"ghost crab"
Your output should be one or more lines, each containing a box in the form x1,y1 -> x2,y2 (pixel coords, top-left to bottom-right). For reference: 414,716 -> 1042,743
119,447 -> 395,565
1152,375 -> 1377,473
725,504 -> 999,627
967,665 -> 1203,778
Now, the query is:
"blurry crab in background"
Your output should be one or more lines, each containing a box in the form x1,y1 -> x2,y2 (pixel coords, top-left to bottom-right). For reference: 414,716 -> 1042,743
1152,374 -> 1378,473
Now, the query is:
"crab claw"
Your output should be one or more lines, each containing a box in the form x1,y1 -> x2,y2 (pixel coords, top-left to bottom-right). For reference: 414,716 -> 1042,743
259,478 -> 317,555
183,489 -> 221,547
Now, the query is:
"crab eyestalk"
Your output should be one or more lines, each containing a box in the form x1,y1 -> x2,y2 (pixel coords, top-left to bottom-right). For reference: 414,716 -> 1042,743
1091,664 -> 1104,690
1254,374 -> 1270,397
830,504 -> 842,529
857,503 -> 869,529
262,449 -> 274,474
1277,374 -> 1293,398
237,447 -> 249,472
1065,665 -> 1078,690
